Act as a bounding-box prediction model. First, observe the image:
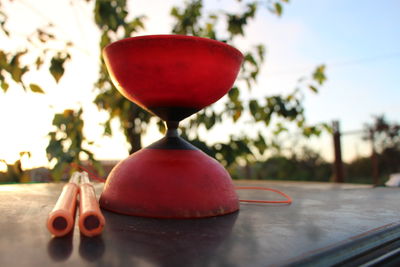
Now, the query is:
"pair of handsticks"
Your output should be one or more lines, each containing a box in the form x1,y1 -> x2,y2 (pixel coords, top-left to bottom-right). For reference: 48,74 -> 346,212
47,172 -> 105,237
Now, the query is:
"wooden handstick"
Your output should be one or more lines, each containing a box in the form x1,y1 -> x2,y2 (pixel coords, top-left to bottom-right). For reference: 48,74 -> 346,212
47,173 -> 80,237
78,173 -> 105,237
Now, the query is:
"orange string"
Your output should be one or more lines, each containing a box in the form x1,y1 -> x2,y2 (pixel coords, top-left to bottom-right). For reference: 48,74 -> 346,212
70,163 -> 292,205
236,186 -> 292,204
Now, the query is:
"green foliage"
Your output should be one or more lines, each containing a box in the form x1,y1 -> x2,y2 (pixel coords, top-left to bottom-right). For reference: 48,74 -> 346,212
1,0 -> 329,178
29,83 -> 44,94
171,0 -> 203,35
274,3 -> 283,16
267,0 -> 290,17
0,49 -> 30,92
346,148 -> 400,184
232,146 -> 332,181
46,109 -> 102,180
95,0 -> 133,32
94,0 -> 149,153
308,85 -> 318,93
227,3 -> 257,37
345,157 -> 372,184
364,115 -> 400,152
169,0 -> 328,167
312,64 -> 327,85
0,152 -> 31,183
0,9 -> 10,36
344,116 -> 400,184
49,52 -> 71,83
0,10 -> 72,93
346,115 -> 400,184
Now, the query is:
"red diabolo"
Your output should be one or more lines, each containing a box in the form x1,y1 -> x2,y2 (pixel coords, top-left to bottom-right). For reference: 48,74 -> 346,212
100,35 -> 244,218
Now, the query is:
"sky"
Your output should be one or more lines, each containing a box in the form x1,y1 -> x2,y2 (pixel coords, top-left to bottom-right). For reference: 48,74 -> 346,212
0,0 -> 399,171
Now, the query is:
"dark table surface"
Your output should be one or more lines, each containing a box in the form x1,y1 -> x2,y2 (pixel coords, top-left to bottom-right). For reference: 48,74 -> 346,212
0,181 -> 399,267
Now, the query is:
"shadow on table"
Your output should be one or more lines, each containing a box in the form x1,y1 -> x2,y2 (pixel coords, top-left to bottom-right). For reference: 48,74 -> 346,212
47,232 -> 74,262
101,210 -> 238,266
79,235 -> 106,261
46,210 -> 238,265
47,228 -> 106,262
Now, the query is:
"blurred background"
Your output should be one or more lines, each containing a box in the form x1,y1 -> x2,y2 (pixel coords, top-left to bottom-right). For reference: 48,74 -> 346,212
0,0 -> 399,185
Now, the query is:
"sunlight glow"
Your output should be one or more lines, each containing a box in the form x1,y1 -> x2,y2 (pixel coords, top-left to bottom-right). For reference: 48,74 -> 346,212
0,0 -> 398,171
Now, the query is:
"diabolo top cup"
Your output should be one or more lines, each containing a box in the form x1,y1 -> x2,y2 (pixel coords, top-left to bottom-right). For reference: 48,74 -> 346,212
100,35 -> 244,219
103,34 -> 243,121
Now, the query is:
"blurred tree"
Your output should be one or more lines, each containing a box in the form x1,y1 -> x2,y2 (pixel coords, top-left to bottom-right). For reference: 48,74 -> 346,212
0,0 -> 328,177
0,152 -> 30,183
92,0 -> 328,167
236,146 -> 332,181
343,116 -> 400,184
46,109 -> 103,180
365,115 -> 400,153
93,0 -> 151,154
364,115 -> 400,179
345,157 -> 372,184
1,1 -> 75,178
0,1 -> 72,93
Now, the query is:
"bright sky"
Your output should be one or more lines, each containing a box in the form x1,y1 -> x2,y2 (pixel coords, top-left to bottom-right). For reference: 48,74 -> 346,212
0,0 -> 399,171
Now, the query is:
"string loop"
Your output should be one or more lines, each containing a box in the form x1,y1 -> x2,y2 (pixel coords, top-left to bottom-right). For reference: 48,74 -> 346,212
70,163 -> 292,205
236,186 -> 292,204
